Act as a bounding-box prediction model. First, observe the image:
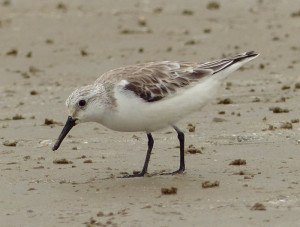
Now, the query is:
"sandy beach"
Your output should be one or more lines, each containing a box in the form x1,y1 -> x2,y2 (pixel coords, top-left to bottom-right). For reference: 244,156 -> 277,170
1,0 -> 300,226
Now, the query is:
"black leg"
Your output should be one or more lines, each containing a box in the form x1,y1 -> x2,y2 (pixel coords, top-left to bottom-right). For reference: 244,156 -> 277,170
140,133 -> 154,175
161,126 -> 185,175
121,133 -> 154,178
172,126 -> 185,174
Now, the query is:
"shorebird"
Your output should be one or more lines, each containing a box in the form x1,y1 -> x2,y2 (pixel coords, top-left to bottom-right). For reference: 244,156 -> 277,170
53,51 -> 259,177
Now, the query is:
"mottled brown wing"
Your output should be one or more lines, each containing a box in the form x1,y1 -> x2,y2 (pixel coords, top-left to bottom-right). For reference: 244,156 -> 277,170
122,61 -> 212,102
119,51 -> 257,102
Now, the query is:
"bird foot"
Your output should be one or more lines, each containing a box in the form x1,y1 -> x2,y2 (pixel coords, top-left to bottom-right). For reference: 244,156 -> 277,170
118,171 -> 146,178
160,168 -> 185,175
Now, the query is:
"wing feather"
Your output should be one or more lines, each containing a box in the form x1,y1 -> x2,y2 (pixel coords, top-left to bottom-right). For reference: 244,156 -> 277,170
98,51 -> 258,102
122,62 -> 212,102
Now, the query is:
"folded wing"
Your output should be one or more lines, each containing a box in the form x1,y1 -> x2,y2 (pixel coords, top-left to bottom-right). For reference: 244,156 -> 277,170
119,51 -> 257,102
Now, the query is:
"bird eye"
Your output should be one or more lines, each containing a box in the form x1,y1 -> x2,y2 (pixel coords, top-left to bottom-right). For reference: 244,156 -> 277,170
78,100 -> 86,107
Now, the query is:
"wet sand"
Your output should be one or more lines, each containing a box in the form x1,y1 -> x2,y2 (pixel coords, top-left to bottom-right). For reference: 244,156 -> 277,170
1,0 -> 300,226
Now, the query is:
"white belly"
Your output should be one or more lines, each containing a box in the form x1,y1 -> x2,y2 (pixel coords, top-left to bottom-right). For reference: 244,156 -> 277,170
100,77 -> 221,132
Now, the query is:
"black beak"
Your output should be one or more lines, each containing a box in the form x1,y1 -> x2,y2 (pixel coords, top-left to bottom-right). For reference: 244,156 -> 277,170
52,116 -> 76,151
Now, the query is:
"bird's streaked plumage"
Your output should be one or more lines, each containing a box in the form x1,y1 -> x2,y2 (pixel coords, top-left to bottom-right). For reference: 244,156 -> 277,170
53,51 -> 259,177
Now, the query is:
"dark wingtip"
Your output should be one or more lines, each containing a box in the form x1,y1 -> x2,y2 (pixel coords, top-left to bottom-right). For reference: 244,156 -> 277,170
245,51 -> 259,58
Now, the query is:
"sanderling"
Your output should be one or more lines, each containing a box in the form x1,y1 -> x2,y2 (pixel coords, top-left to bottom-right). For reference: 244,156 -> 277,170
53,51 -> 259,177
